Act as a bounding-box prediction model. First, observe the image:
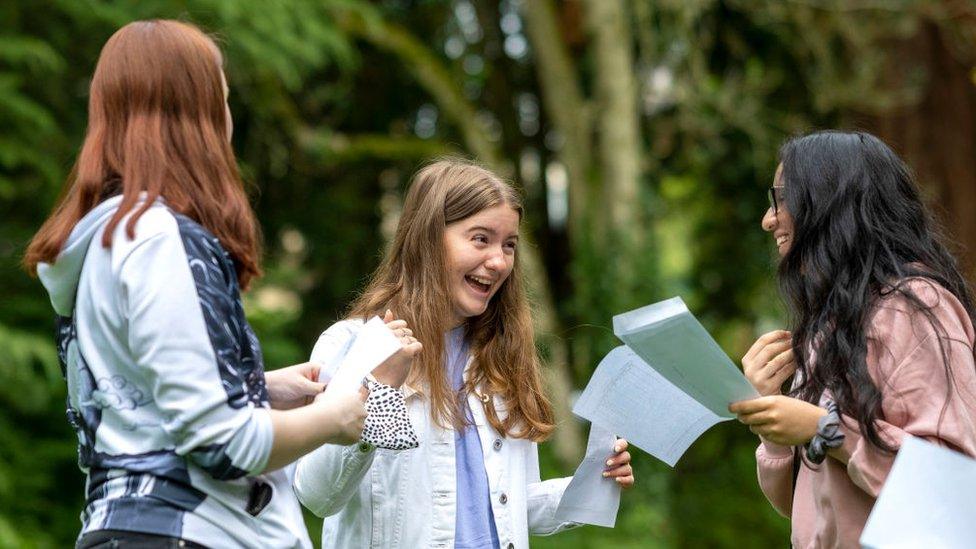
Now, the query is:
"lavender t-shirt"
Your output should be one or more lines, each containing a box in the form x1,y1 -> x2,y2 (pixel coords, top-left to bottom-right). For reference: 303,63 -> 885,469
446,327 -> 499,549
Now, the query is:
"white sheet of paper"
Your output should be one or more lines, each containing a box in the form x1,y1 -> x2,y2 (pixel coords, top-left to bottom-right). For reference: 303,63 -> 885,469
860,436 -> 976,549
573,346 -> 724,466
613,297 -> 758,418
321,316 -> 402,394
555,423 -> 621,527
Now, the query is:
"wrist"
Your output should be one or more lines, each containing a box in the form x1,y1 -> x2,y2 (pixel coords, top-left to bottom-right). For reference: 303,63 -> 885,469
307,399 -> 342,444
804,406 -> 829,442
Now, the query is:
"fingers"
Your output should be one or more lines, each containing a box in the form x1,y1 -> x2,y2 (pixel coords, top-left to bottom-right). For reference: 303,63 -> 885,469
768,359 -> 796,388
385,318 -> 420,353
743,330 -> 790,362
748,424 -> 780,441
300,379 -> 325,406
615,474 -> 635,488
303,378 -> 326,395
603,463 -> 634,488
752,339 -> 792,371
401,338 -> 423,356
384,309 -> 394,323
728,396 -> 773,415
736,410 -> 772,425
598,439 -> 636,488
387,323 -> 409,334
386,319 -> 408,331
605,451 -> 631,468
296,361 -> 321,381
764,348 -> 795,377
603,463 -> 632,478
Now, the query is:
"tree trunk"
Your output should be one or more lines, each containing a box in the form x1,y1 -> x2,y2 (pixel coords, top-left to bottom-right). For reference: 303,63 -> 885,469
856,20 -> 976,280
521,0 -> 593,242
582,0 -> 644,246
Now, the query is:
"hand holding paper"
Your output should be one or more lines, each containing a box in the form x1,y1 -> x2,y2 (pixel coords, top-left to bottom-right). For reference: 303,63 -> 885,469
574,297 -> 759,466
555,424 -> 623,527
318,316 -> 405,394
371,310 -> 423,388
604,439 -> 634,488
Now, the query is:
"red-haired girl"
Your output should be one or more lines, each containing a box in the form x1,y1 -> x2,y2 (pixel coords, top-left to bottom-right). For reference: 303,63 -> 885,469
25,20 -> 371,548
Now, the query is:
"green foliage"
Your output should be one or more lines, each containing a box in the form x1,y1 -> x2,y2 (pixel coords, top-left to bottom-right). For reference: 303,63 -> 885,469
0,325 -> 80,548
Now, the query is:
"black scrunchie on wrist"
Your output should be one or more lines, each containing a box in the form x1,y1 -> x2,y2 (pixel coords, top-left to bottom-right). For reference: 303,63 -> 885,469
805,400 -> 845,464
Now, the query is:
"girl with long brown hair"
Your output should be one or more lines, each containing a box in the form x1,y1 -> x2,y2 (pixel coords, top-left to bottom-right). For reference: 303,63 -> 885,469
294,159 -> 636,548
25,19 -> 379,548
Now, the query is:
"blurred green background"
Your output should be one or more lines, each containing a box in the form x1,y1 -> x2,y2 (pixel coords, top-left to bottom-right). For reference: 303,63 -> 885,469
2,0 -> 975,547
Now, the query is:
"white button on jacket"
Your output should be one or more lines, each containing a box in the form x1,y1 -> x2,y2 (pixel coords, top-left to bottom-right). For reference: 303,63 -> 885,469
293,320 -> 577,548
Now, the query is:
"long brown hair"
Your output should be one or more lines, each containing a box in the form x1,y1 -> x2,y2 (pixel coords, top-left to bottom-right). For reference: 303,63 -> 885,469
350,159 -> 554,441
24,19 -> 261,288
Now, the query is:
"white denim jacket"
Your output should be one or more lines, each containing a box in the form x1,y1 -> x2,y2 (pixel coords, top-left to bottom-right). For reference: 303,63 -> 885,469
293,320 -> 576,549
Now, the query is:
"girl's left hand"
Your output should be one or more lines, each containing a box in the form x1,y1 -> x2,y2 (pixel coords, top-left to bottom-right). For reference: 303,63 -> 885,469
603,438 -> 635,489
729,395 -> 827,446
266,362 -> 326,410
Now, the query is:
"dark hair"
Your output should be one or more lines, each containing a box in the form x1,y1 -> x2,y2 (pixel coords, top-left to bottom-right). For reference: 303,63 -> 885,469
777,130 -> 975,452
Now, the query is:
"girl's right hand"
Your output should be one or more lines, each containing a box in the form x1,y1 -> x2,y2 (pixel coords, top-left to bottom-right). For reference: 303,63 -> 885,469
372,310 -> 423,388
313,389 -> 368,446
742,330 -> 796,396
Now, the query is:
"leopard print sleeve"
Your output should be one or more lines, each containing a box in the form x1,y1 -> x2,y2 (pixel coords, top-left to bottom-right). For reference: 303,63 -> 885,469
360,378 -> 419,451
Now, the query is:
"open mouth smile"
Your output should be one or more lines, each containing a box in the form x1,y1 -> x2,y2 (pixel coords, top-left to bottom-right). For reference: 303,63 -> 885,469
465,274 -> 493,295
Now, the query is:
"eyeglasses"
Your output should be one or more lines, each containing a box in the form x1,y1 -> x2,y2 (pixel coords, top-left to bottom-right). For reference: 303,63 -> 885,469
768,186 -> 785,215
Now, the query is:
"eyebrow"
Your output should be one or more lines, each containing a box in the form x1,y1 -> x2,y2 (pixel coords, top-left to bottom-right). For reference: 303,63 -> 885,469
467,226 -> 519,240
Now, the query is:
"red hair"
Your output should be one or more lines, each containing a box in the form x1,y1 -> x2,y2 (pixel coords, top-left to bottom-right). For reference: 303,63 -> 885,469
24,20 -> 261,288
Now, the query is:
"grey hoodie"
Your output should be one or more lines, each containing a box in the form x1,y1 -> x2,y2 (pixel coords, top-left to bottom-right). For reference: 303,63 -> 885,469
38,196 -> 310,548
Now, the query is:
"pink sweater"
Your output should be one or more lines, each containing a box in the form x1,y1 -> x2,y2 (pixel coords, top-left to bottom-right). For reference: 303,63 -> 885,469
756,279 -> 976,549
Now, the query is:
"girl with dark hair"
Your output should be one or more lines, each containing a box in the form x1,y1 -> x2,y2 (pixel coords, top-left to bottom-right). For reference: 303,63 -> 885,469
294,159 -> 635,548
25,20 -> 378,548
730,130 -> 976,547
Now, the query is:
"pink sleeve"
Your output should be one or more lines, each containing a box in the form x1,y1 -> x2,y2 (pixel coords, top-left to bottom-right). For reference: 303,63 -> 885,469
756,438 -> 795,517
828,283 -> 976,497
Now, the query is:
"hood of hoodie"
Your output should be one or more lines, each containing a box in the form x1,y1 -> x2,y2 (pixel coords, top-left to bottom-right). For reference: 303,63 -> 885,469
37,195 -> 129,317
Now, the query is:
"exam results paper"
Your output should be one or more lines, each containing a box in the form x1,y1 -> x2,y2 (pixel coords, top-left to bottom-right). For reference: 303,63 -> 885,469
554,423 -> 622,528
317,316 -> 402,394
860,437 -> 976,549
574,297 -> 759,466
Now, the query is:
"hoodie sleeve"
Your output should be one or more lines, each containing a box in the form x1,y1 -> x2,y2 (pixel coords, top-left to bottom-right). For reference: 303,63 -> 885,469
827,280 -> 976,497
118,214 -> 273,479
755,438 -> 796,517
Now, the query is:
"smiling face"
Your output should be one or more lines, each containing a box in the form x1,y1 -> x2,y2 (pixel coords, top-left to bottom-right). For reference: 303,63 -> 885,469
762,164 -> 795,257
443,203 -> 520,326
